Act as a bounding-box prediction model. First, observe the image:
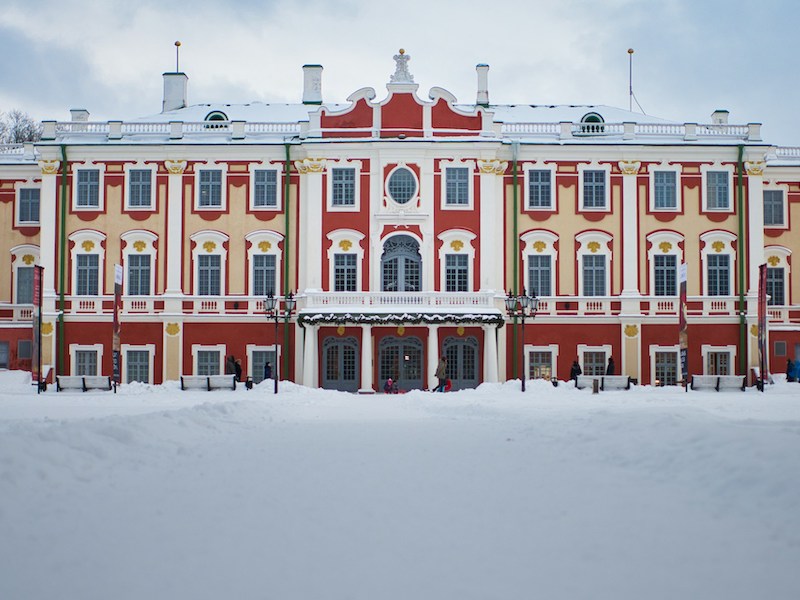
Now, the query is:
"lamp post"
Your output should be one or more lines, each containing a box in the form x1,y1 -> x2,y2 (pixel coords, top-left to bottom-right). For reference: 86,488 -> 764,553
265,291 -> 296,394
505,288 -> 539,392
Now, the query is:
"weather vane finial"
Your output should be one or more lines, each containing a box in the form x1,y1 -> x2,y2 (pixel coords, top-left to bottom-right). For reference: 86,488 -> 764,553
175,40 -> 182,72
390,48 -> 413,84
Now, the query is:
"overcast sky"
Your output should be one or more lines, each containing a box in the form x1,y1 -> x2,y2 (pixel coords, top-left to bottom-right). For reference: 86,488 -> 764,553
1,0 -> 797,145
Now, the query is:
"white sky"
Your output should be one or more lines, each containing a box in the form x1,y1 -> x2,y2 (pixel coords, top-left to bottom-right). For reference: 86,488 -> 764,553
1,0 -> 798,145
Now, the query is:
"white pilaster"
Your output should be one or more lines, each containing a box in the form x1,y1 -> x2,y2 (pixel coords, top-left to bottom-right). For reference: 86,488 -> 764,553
359,324 -> 374,392
478,160 -> 506,291
37,160 -> 59,300
295,159 -> 326,292
497,322 -> 508,382
294,321 -> 304,384
483,324 -> 499,382
164,160 -> 186,297
302,324 -> 318,388
745,162 -> 765,296
427,324 -> 440,390
619,161 -> 641,297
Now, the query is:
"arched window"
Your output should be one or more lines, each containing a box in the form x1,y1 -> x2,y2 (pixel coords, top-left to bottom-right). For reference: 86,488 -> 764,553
580,112 -> 605,134
204,111 -> 229,129
381,235 -> 421,292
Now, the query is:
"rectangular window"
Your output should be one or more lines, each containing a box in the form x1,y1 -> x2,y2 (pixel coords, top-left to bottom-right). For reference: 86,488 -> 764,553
75,350 -> 98,376
582,254 -> 606,297
252,349 -> 278,384
332,168 -> 356,206
583,351 -> 606,376
654,254 -> 677,296
775,341 -> 787,357
76,254 -> 99,296
763,190 -> 784,226
528,170 -> 552,208
654,351 -> 678,385
528,351 -> 553,380
197,350 -> 220,376
76,170 -> 100,207
445,254 -> 469,292
706,351 -> 730,375
707,254 -> 730,296
766,267 -> 785,306
18,339 -> 33,360
19,188 -> 40,223
128,169 -> 152,208
198,255 -> 221,296
253,254 -> 276,296
706,171 -> 729,210
17,266 -> 34,304
445,167 -> 469,205
527,255 -> 552,297
582,170 -> 606,209
126,350 -> 150,383
254,170 -> 278,208
127,254 -> 151,296
654,171 -> 677,209
334,254 -> 358,292
0,342 -> 7,369
198,170 -> 222,207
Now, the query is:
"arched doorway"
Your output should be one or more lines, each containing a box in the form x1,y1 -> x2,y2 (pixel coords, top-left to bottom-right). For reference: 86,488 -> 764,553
379,336 -> 423,391
322,336 -> 360,392
381,235 -> 421,292
443,336 -> 480,390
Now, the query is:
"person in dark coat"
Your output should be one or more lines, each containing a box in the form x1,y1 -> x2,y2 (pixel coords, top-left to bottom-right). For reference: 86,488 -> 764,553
606,356 -> 615,376
225,355 -> 236,375
435,356 -> 448,392
383,377 -> 398,394
264,362 -> 272,381
570,359 -> 582,382
234,359 -> 243,382
788,359 -> 797,382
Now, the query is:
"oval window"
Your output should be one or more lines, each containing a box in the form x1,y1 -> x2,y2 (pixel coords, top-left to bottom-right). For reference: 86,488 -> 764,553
387,168 -> 417,204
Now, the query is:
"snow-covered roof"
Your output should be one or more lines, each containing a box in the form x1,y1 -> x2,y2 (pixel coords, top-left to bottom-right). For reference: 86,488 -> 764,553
483,104 -> 677,125
135,102 -> 348,124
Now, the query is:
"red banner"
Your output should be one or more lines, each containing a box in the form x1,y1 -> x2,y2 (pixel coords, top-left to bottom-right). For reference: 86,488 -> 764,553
32,266 -> 43,390
757,263 -> 767,390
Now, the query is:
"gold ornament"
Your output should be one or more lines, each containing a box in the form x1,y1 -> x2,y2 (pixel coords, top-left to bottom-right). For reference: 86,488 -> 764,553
164,160 -> 187,175
133,241 -> 146,252
41,322 -> 54,336
587,241 -> 601,253
457,326 -> 465,336
397,325 -> 405,336
337,325 -> 346,336
203,241 -> 216,253
712,241 -> 725,253
294,158 -> 326,174
767,256 -> 780,266
450,240 -> 464,252
38,160 -> 60,175
745,161 -> 765,176
624,324 -> 639,338
533,241 -> 546,253
165,323 -> 180,336
22,254 -> 36,265
81,240 -> 95,252
750,324 -> 759,337
339,240 -> 353,251
659,241 -> 672,253
618,160 -> 641,175
258,241 -> 272,252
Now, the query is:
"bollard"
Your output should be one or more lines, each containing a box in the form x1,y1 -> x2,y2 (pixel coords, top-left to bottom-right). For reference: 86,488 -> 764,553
592,379 -> 600,394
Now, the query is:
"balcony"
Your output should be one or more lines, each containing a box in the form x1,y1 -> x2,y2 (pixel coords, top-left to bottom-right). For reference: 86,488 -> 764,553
0,303 -> 34,322
302,291 -> 498,312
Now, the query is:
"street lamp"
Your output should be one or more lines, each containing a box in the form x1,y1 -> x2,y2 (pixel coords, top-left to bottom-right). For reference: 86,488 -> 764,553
505,288 -> 539,392
265,291 -> 296,394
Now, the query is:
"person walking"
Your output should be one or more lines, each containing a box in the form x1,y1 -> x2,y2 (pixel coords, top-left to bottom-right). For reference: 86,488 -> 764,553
570,359 -> 582,383
788,358 -> 797,382
264,361 -> 272,381
606,356 -> 615,376
234,359 -> 243,382
225,355 -> 236,376
435,356 -> 448,392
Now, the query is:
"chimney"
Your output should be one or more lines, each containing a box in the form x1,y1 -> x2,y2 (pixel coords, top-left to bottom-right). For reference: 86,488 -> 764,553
70,108 -> 90,122
162,72 -> 188,113
303,64 -> 323,105
476,64 -> 489,107
711,109 -> 729,125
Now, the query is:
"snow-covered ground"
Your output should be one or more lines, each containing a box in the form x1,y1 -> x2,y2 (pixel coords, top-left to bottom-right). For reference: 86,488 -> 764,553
1,372 -> 798,600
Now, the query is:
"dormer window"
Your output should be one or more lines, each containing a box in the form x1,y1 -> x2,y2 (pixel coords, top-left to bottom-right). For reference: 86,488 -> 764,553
204,111 -> 229,129
580,112 -> 605,134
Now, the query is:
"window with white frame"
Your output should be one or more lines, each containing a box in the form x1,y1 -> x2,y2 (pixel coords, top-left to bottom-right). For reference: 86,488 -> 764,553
387,167 -> 417,205
583,350 -> 607,375
445,254 -> 469,292
445,167 -> 469,206
246,230 -> 283,297
763,190 -> 785,227
706,254 -> 730,296
521,231 -> 557,297
191,231 -> 228,296
121,230 -> 157,297
767,267 -> 785,306
526,345 -> 558,380
126,254 -> 151,296
437,230 -> 476,293
18,339 -> 33,361
654,254 -> 677,296
192,344 -> 225,376
70,344 -> 103,376
76,254 -> 99,295
583,255 -> 606,297
247,345 -> 279,384
128,169 -> 153,208
700,231 -> 735,298
122,344 -> 155,384
17,188 -> 40,224
334,254 -> 357,292
326,229 -> 364,292
703,169 -> 731,211
75,169 -> 101,208
198,255 -> 221,295
198,169 -> 223,208
16,266 -> 34,304
11,245 -> 40,305
527,169 -> 553,209
527,255 -> 551,297
253,169 -> 279,208
702,345 -> 735,375
332,167 -> 356,206
581,169 -> 607,209
653,171 -> 677,210
253,254 -> 277,296
576,232 -> 612,297
653,349 -> 679,385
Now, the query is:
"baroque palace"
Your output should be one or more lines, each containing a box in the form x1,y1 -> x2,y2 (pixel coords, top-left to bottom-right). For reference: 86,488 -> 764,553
1,50 -> 798,391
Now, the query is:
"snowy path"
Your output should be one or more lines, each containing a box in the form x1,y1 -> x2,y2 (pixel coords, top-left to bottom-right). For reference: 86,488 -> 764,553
1,377 -> 799,599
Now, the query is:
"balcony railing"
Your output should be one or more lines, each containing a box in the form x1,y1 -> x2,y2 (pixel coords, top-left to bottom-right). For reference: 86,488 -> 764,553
0,303 -> 35,322
303,291 -> 498,311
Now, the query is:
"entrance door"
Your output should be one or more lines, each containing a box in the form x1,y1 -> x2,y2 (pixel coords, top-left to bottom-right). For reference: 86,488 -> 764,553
443,336 -> 480,390
322,337 -> 360,392
379,336 -> 423,391
381,235 -> 421,292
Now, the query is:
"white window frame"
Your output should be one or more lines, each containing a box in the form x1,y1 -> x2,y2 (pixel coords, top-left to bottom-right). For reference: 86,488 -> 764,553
437,230 -> 476,292
121,343 -> 156,384
649,344 -> 681,385
72,164 -> 105,211
68,230 -> 106,296
649,164 -> 682,212
524,344 -> 559,381
440,160 -> 475,210
191,344 -> 227,376
124,163 -> 157,211
246,343 -> 281,382
15,183 -> 41,225
646,231 -> 683,296
249,165 -> 282,211
121,230 -> 158,296
701,164 -> 734,213
524,163 -> 557,211
764,246 -> 792,306
190,230 -> 229,296
577,344 -> 613,375
69,343 -> 104,376
327,161 -> 362,212
326,229 -> 365,292
10,244 -> 40,304
194,163 -> 228,211
578,164 -> 611,211
246,230 -> 284,297
384,163 -> 420,209
762,187 -> 788,229
576,231 -> 612,296
700,230 -> 736,297
520,230 -> 558,297
700,344 -> 737,376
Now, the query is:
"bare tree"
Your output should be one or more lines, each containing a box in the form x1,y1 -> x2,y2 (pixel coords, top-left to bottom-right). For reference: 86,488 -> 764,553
0,109 -> 42,143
